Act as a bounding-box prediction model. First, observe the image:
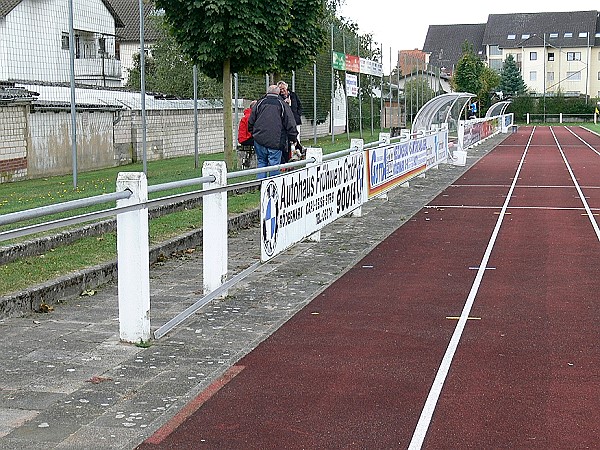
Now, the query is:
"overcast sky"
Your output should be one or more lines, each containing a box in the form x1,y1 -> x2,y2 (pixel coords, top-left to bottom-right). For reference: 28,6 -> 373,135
338,1 -> 600,68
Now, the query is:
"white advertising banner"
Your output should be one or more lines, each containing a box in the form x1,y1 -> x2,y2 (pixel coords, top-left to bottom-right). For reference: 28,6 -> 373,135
260,153 -> 365,261
365,130 -> 447,199
346,73 -> 358,97
359,57 -> 383,77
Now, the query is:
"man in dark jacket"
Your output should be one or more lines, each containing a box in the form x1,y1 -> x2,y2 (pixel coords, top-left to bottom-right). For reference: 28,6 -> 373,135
277,80 -> 302,134
248,85 -> 298,178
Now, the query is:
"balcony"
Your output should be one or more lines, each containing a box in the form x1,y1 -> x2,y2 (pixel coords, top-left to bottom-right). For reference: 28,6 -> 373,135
74,57 -> 122,87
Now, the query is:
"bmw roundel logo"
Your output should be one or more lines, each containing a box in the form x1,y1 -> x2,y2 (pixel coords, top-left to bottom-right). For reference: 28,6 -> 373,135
261,180 -> 279,257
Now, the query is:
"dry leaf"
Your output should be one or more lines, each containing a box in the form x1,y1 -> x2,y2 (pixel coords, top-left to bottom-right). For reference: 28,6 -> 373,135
86,376 -> 113,384
39,303 -> 54,313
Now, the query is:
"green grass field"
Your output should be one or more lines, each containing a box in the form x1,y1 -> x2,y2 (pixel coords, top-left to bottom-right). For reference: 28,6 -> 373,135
1,124 -> 598,297
0,131 -> 382,296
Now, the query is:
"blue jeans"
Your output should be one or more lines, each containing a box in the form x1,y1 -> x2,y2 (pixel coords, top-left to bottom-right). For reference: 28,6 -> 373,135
254,142 -> 282,178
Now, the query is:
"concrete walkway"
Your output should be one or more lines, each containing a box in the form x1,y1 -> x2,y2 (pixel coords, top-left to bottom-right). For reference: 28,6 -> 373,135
0,136 -> 502,449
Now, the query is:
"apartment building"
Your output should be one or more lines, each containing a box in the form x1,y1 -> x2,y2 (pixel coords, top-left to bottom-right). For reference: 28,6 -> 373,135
423,10 -> 600,98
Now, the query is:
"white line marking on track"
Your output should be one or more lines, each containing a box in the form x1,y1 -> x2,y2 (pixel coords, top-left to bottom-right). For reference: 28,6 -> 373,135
550,127 -> 600,243
408,127 -> 537,449
425,205 -> 600,211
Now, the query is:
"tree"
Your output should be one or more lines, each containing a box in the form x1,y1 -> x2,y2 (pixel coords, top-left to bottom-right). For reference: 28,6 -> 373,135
154,0 -> 329,169
499,54 -> 527,97
479,66 -> 501,110
126,19 -> 222,99
451,41 -> 484,95
404,76 -> 435,120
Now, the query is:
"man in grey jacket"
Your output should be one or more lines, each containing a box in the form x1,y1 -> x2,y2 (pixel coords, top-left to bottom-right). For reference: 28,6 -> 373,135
248,85 -> 298,178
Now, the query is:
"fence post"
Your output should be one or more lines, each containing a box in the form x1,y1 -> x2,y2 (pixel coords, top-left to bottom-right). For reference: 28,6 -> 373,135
202,161 -> 228,295
306,148 -> 323,242
377,133 -> 395,193
527,113 -> 530,124
560,113 -> 563,123
116,172 -> 150,343
350,138 -> 364,217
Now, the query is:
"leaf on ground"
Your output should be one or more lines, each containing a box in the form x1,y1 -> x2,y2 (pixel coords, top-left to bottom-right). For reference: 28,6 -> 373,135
86,376 -> 113,384
80,289 -> 96,297
38,303 -> 54,313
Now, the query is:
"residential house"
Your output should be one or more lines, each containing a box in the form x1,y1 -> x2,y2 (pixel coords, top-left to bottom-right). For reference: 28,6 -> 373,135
422,10 -> 600,99
423,23 -> 487,76
0,0 -> 124,87
108,0 -> 161,85
483,11 -> 599,98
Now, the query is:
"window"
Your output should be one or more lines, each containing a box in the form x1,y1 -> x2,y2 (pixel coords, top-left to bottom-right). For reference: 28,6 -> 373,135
530,52 -> 537,61
507,34 -> 516,40
547,72 -> 554,82
489,59 -> 503,71
98,37 -> 106,55
61,32 -> 69,50
566,71 -> 581,81
567,52 -> 581,61
579,32 -> 588,38
548,52 -> 554,61
549,33 -> 558,39
489,45 -> 502,56
564,32 -> 573,38
521,34 -> 530,39
597,71 -> 600,81
530,71 -> 537,81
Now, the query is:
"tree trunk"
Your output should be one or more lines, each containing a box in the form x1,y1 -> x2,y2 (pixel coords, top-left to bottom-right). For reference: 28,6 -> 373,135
223,58 -> 235,170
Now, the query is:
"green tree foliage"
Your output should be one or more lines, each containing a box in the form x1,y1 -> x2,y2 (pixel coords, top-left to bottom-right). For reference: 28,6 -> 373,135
451,41 -> 484,95
479,66 -> 501,110
403,76 -> 435,119
126,20 -> 222,98
154,0 -> 330,169
499,54 -> 527,97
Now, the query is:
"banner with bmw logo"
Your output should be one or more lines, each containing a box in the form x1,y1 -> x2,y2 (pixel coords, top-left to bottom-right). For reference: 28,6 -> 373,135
260,152 -> 365,261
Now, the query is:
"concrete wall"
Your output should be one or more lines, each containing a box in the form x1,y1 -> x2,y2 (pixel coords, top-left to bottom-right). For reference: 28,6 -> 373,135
28,109 -> 117,177
0,104 -> 228,182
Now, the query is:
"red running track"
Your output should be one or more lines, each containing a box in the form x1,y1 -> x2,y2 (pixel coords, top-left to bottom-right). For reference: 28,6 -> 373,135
138,126 -> 600,449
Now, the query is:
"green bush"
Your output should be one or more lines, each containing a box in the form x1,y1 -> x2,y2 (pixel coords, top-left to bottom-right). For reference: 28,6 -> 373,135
506,94 -> 596,122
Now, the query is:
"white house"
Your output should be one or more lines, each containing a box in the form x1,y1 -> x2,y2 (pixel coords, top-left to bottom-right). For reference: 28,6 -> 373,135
424,10 -> 600,99
0,0 -> 124,87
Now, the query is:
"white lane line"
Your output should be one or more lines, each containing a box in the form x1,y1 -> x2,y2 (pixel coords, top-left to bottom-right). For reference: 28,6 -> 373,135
564,126 -> 600,157
424,205 -> 600,211
550,127 -> 600,243
408,127 -> 537,449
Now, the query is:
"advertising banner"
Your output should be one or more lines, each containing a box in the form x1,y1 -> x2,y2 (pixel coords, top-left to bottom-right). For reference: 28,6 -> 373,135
360,57 -> 383,77
345,55 -> 360,73
346,74 -> 358,97
332,51 -> 346,71
260,153 -> 365,261
459,117 -> 500,149
365,131 -> 446,199
332,52 -> 383,77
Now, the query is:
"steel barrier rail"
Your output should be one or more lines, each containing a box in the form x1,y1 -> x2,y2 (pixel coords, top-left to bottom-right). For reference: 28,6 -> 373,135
0,190 -> 133,228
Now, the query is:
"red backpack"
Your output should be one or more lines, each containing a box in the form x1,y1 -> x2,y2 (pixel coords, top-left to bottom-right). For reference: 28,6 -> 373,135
238,108 -> 253,145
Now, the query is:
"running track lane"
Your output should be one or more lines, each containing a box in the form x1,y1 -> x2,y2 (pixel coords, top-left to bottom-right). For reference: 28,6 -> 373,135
137,126 -> 600,449
420,126 -> 600,449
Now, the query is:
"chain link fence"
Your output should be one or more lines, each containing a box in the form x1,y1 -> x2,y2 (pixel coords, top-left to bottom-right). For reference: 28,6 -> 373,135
0,1 -> 427,185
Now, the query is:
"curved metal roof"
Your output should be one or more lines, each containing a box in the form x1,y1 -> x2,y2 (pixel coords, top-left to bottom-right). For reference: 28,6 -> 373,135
485,101 -> 511,117
411,92 -> 475,134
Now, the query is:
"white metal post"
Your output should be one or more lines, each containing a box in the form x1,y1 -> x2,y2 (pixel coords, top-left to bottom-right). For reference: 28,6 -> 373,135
202,161 -> 228,295
350,138 -> 364,217
375,133 -> 393,194
307,148 -> 323,242
116,172 -> 150,343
